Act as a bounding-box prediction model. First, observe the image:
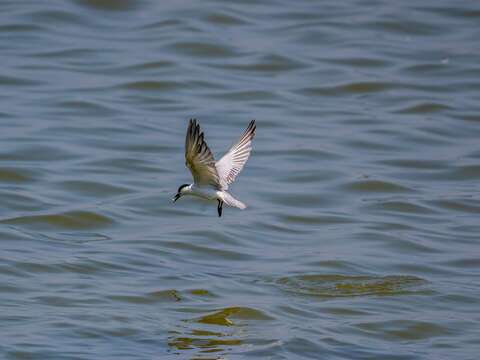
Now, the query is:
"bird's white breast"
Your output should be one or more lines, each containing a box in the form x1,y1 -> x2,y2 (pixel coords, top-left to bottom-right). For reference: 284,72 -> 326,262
191,185 -> 219,200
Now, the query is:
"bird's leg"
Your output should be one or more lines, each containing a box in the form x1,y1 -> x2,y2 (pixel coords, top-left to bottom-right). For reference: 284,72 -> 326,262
217,200 -> 223,217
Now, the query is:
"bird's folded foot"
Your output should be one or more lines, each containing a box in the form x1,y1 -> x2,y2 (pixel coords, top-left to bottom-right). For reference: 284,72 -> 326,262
217,200 -> 223,217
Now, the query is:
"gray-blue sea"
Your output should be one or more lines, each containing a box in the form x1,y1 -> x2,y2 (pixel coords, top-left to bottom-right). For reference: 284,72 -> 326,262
1,0 -> 480,359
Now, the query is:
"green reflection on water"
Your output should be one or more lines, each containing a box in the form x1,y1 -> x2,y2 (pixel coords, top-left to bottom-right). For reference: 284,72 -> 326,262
168,306 -> 272,358
197,306 -> 273,326
277,274 -> 428,298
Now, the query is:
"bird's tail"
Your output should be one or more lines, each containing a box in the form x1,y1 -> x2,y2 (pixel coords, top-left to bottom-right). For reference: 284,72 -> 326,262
222,192 -> 246,209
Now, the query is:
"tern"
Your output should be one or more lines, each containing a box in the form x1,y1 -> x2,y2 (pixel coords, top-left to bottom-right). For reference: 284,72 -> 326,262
173,119 -> 256,217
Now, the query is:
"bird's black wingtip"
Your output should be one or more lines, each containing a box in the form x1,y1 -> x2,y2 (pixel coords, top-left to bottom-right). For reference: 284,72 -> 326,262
247,119 -> 256,137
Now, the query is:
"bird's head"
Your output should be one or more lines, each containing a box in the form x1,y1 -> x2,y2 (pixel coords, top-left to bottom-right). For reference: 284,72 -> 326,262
173,184 -> 190,202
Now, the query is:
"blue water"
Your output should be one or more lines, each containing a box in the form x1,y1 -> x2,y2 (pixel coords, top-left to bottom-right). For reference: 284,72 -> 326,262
1,0 -> 480,359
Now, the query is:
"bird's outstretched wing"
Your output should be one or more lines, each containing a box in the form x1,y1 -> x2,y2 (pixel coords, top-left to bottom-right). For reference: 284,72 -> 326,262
185,119 -> 220,188
216,120 -> 256,190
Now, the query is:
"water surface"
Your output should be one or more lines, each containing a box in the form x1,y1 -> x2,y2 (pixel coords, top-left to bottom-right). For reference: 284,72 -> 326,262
1,0 -> 480,359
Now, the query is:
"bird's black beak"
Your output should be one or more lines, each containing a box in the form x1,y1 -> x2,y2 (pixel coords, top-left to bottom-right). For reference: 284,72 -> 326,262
172,193 -> 180,203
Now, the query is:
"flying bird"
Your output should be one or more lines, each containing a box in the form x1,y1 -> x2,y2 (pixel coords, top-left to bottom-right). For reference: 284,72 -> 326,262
173,119 -> 256,217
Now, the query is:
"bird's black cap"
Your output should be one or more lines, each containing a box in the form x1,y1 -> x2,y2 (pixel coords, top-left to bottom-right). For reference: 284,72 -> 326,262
177,184 -> 190,193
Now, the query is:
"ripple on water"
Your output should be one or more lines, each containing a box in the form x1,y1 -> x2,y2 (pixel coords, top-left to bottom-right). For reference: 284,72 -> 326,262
364,200 -> 437,215
428,198 -> 480,214
28,9 -> 90,28
343,134 -> 407,151
297,82 -> 395,97
1,211 -> 114,231
119,80 -> 182,92
196,306 -> 273,326
342,179 -> 414,193
205,90 -> 278,102
279,214 -> 355,226
0,167 -> 36,183
379,158 -> 449,170
166,42 -> 239,58
0,75 -> 43,87
440,165 -> 480,181
395,102 -> 451,114
56,180 -> 131,198
322,56 -> 392,68
115,60 -> 175,74
162,241 -> 255,262
108,289 -> 181,304
216,54 -> 307,74
0,145 -> 79,162
1,1 -> 479,358
276,274 -> 428,298
0,191 -> 50,212
204,12 -> 249,26
355,319 -> 451,341
0,24 -> 45,33
364,18 -> 446,36
73,0 -> 140,12
168,306 -> 273,356
53,99 -> 120,117
169,331 -> 243,353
